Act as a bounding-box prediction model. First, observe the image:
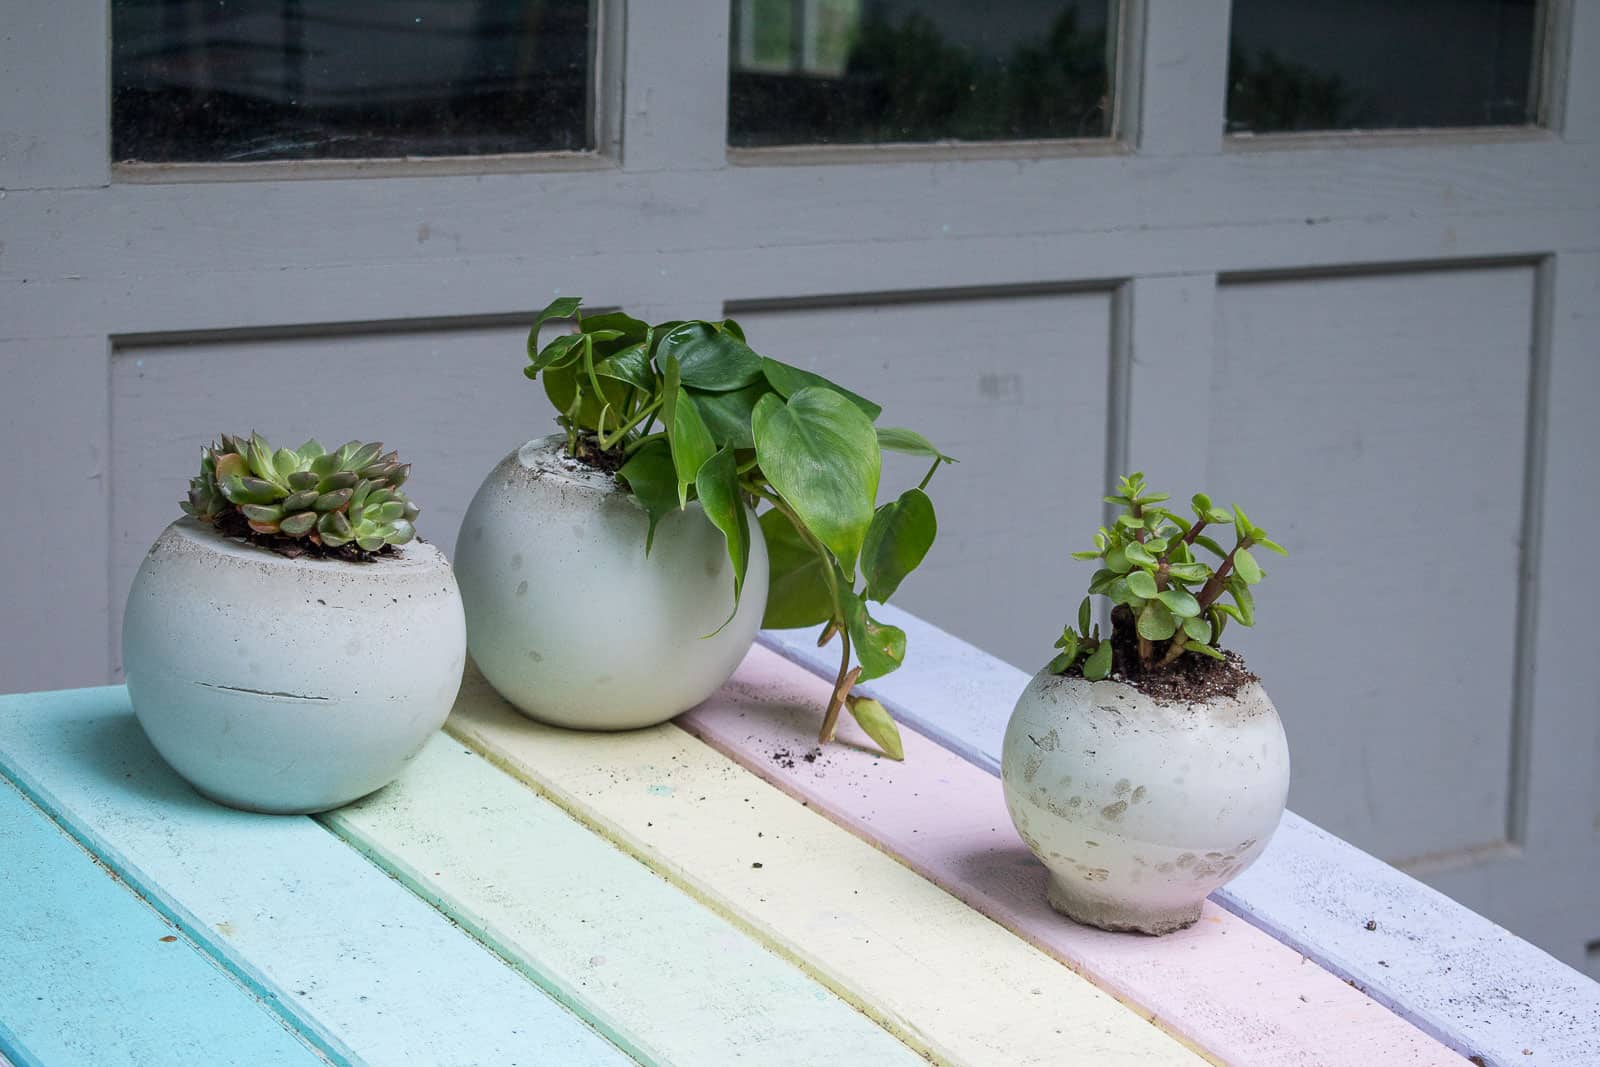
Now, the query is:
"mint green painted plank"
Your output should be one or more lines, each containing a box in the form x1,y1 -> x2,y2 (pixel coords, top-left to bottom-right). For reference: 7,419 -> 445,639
324,736 -> 923,1067
0,777 -> 320,1067
0,686 -> 632,1067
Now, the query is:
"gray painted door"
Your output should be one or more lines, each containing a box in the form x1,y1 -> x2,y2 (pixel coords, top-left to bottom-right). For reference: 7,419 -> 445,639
3,0 -> 1597,969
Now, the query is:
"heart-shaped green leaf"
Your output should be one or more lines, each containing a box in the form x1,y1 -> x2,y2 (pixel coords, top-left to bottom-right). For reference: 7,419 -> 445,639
760,358 -> 882,421
579,310 -> 649,343
617,439 -> 679,554
666,385 -> 716,509
528,296 -> 582,360
752,387 -> 880,579
861,488 -> 936,603
659,322 -> 765,391
594,342 -> 654,391
844,592 -> 906,682
875,427 -> 954,461
758,507 -> 835,629
847,697 -> 904,761
694,446 -> 750,632
690,380 -> 773,450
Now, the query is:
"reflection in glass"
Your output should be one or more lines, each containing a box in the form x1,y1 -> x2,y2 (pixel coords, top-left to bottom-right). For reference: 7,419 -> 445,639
1227,0 -> 1541,134
113,0 -> 593,164
729,1 -> 1115,148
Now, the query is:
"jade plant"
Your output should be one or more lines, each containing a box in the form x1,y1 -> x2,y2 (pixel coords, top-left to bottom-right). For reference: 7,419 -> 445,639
524,297 -> 955,758
183,433 -> 419,559
1050,472 -> 1286,680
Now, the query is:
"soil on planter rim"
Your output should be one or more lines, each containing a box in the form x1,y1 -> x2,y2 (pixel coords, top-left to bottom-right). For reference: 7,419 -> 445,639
564,434 -> 629,476
1058,605 -> 1259,702
210,510 -> 400,563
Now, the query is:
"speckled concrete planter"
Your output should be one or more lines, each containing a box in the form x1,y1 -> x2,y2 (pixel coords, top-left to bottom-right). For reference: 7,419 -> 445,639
1001,668 -> 1290,934
121,519 -> 467,815
453,435 -> 768,731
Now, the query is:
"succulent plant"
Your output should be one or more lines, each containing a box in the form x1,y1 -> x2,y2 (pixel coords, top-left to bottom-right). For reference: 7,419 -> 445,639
1049,472 -> 1286,680
182,433 -> 419,555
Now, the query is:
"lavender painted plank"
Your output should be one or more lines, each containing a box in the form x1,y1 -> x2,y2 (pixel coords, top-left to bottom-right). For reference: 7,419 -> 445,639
0,776 -> 320,1067
0,686 -> 632,1067
683,647 -> 1462,1067
761,612 -> 1600,1067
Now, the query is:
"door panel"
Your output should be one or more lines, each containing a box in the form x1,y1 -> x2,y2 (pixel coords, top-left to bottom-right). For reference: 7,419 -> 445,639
1210,264 -> 1535,863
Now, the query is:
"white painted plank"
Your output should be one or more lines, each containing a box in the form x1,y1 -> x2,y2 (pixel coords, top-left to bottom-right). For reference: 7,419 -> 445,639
445,668 -> 1205,1067
0,776 -> 321,1067
759,610 -> 1600,1067
0,686 -> 632,1067
621,0 -> 729,170
323,734 -> 925,1067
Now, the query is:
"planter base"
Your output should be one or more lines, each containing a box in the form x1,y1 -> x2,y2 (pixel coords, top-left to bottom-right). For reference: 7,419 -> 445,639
1046,873 -> 1203,936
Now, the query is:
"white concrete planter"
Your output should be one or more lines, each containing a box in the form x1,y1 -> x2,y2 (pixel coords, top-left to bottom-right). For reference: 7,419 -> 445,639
122,518 -> 466,814
1001,668 -> 1290,934
453,435 -> 768,730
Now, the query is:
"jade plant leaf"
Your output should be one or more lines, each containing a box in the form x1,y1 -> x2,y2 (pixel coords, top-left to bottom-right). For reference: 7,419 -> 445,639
758,508 -> 835,629
861,488 -> 936,603
752,386 -> 881,579
1082,640 -> 1113,680
693,446 -> 750,630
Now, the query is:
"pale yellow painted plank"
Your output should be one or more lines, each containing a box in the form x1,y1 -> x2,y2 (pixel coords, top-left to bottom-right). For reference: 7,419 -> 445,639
325,735 -> 926,1066
447,669 -> 1205,1067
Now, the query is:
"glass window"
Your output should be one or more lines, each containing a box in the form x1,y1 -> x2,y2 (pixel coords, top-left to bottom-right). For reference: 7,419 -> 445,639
113,1 -> 594,164
728,1 -> 1116,148
1227,0 -> 1542,135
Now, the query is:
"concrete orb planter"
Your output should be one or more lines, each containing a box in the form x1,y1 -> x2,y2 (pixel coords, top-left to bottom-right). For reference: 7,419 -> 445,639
121,518 -> 467,815
453,435 -> 768,731
1002,668 -> 1290,934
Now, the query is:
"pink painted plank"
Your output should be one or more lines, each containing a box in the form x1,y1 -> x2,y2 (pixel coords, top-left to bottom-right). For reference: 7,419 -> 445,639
680,646 -> 1465,1067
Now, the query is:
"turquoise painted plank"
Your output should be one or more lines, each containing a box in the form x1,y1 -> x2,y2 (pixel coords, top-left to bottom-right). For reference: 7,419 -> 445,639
0,686 -> 632,1067
0,777 -> 319,1067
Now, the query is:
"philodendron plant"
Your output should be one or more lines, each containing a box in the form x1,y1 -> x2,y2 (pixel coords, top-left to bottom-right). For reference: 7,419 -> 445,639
183,433 -> 419,559
1049,472 -> 1287,681
524,297 -> 955,758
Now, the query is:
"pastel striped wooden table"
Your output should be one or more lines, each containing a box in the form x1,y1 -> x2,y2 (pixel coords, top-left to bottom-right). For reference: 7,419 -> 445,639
3,614 -> 1595,1067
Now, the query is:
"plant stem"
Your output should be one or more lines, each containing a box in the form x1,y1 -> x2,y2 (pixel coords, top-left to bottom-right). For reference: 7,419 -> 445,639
917,456 -> 943,491
598,397 -> 663,450
819,632 -> 858,744
623,431 -> 666,456
1195,538 -> 1246,610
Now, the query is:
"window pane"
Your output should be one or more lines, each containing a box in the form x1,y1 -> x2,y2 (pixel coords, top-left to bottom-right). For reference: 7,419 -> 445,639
1227,0 -> 1541,134
729,1 -> 1115,148
113,1 -> 593,164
